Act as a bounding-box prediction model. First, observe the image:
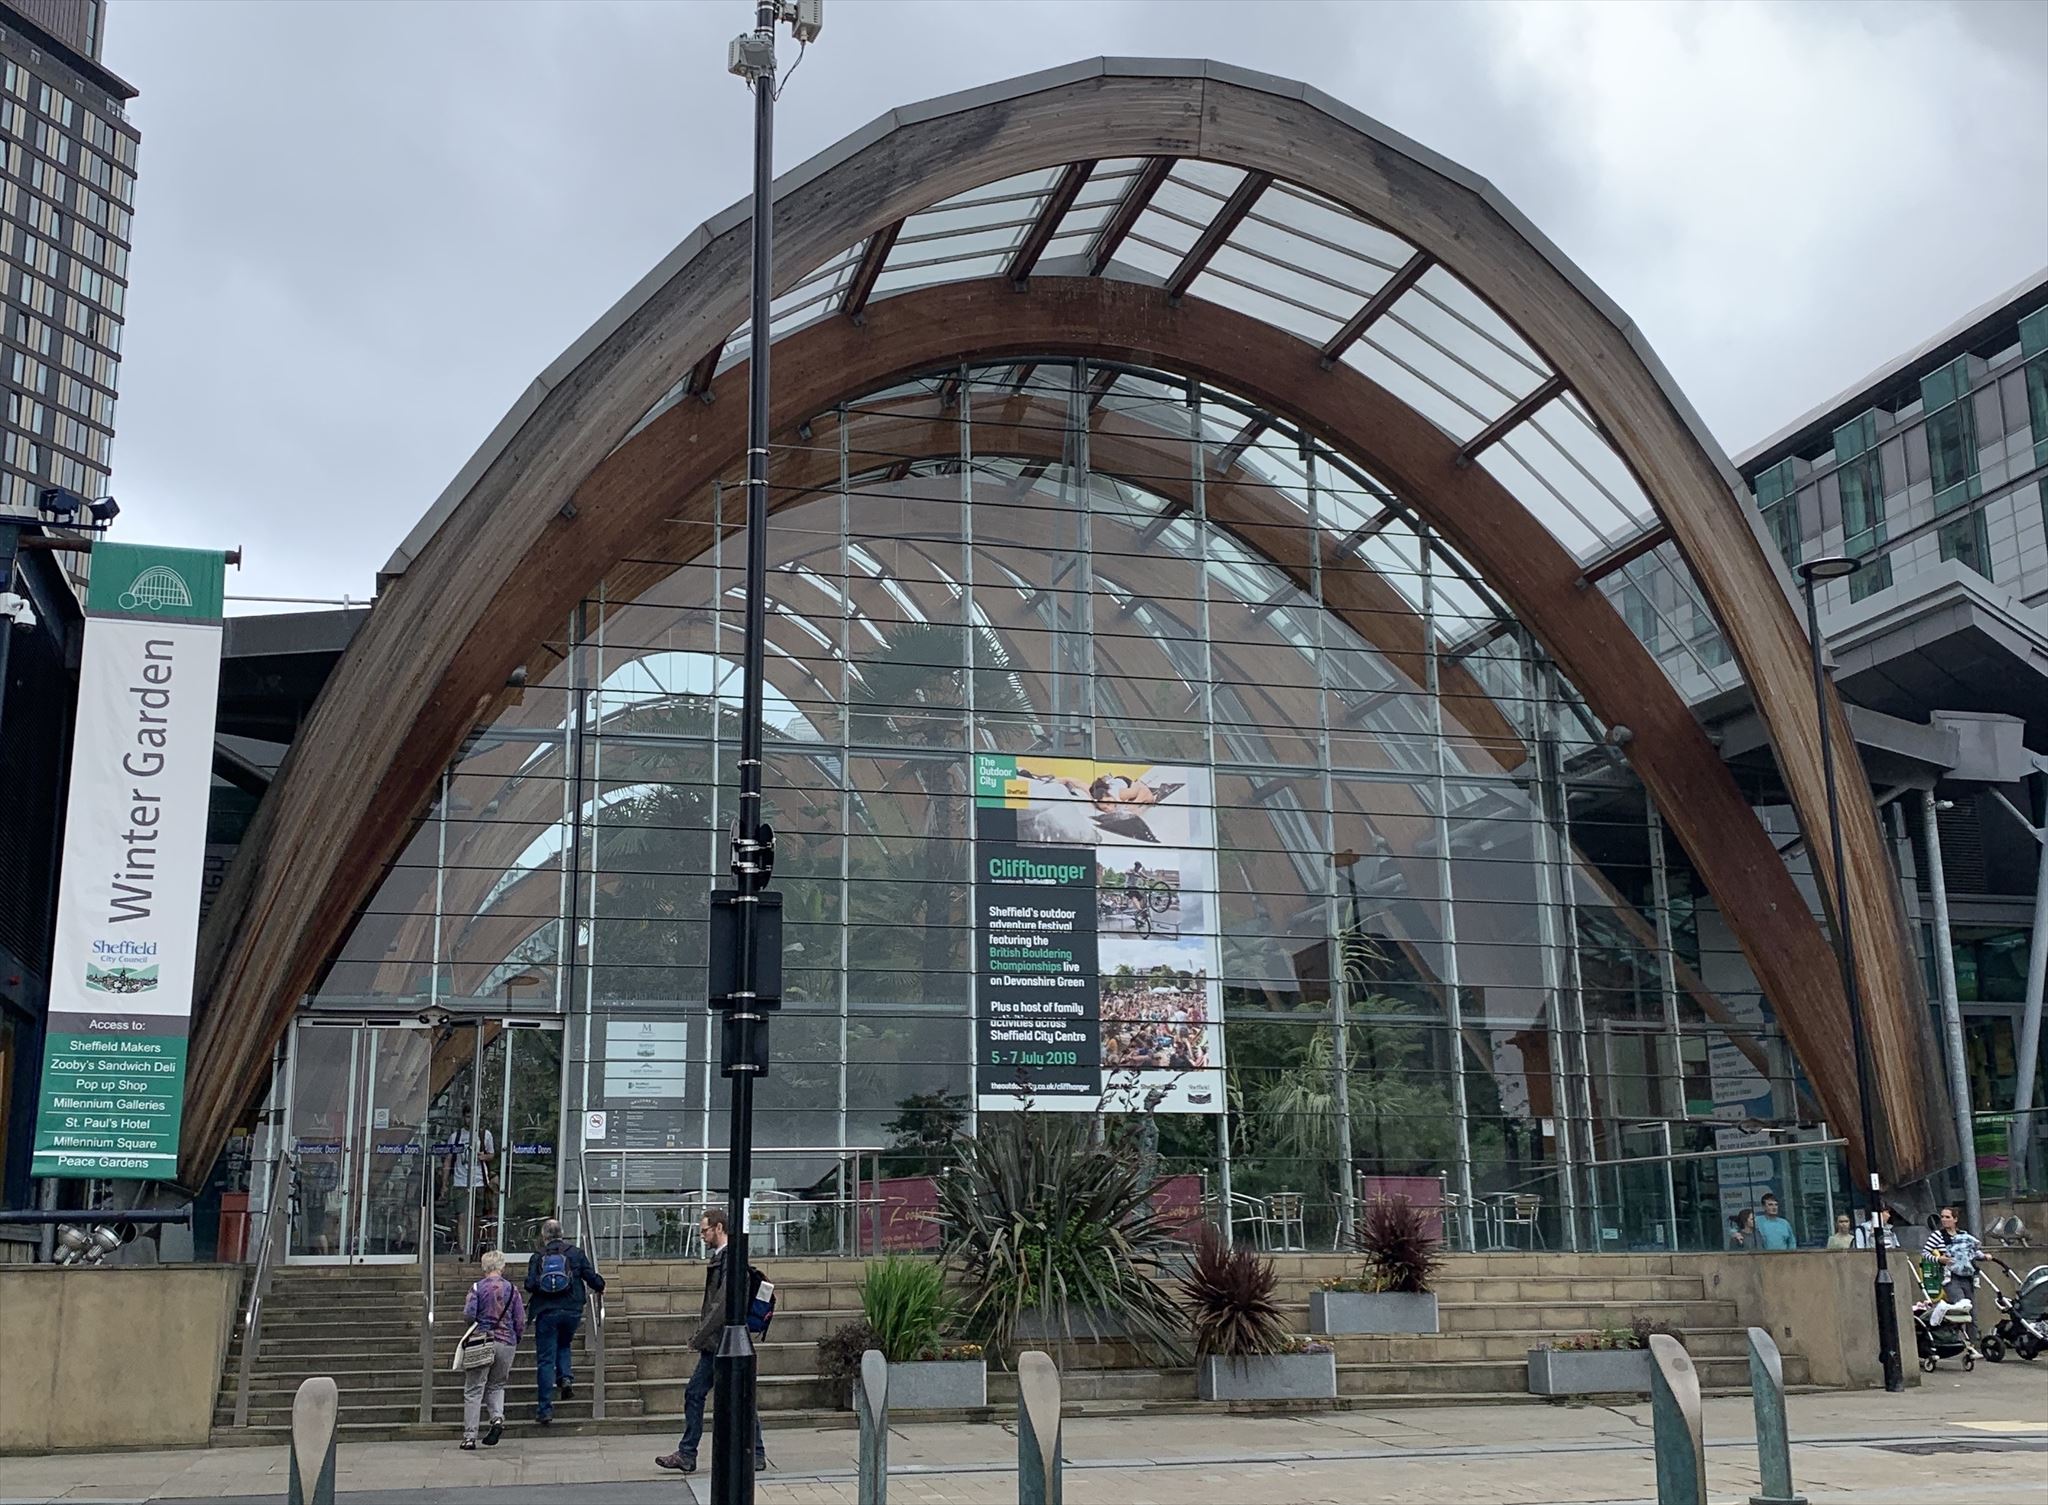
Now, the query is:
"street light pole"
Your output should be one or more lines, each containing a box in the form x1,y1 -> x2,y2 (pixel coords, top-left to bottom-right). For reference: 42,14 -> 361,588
1796,555 -> 1904,1393
711,4 -> 818,1498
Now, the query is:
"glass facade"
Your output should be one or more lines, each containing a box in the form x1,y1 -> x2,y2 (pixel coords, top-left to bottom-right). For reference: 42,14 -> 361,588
0,36 -> 136,523
1736,300 -> 2048,619
292,359 -> 1848,1255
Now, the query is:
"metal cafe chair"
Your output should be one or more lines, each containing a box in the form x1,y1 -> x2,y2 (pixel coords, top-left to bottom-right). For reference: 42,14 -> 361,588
1496,1192 -> 1545,1249
1264,1191 -> 1308,1252
1227,1193 -> 1271,1249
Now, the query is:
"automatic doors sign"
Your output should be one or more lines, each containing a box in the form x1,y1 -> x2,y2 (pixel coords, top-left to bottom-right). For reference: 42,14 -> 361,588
973,756 -> 1225,1115
33,544 -> 226,1179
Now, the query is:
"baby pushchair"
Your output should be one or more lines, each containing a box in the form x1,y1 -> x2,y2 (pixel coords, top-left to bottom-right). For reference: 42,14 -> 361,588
1978,1256 -> 2047,1362
1913,1259 -> 1978,1371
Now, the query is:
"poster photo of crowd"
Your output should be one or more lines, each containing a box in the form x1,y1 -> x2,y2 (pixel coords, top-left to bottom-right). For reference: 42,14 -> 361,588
972,755 -> 1226,1116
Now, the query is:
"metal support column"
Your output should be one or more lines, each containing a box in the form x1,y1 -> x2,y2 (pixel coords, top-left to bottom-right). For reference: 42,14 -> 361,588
1920,791 -> 1981,1234
1420,526 -> 1476,1249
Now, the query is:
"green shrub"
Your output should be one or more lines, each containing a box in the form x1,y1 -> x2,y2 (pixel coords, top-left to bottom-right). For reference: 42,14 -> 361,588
936,1114 -> 1189,1366
860,1255 -> 954,1364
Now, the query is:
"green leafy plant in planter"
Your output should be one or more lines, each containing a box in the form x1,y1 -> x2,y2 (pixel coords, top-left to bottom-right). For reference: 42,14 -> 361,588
1178,1224 -> 1294,1360
936,1113 -> 1188,1367
860,1255 -> 958,1364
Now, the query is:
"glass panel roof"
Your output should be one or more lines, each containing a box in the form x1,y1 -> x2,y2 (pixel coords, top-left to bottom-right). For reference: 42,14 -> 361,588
614,151 -> 1706,704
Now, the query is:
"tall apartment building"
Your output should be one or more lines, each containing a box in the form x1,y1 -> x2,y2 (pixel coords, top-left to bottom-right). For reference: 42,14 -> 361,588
0,0 -> 136,522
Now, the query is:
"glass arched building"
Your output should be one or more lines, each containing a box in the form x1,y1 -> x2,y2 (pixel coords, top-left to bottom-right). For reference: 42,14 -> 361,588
182,61 -> 1954,1260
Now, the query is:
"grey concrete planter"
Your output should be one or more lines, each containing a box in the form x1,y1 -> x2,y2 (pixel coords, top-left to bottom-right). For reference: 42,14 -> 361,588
1526,1347 -> 1653,1396
1309,1289 -> 1439,1335
884,1358 -> 987,1410
1198,1349 -> 1338,1401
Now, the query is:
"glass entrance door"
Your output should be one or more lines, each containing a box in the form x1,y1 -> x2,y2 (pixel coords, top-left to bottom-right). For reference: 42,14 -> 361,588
288,1016 -> 564,1263
287,1021 -> 431,1262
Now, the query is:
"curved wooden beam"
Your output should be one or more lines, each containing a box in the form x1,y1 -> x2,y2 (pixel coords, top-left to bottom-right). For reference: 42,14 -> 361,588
181,275 -> 1921,1187
185,63 -> 1934,1184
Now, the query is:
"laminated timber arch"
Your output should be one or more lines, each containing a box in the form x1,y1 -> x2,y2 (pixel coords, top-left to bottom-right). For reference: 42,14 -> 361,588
180,60 -> 1940,1187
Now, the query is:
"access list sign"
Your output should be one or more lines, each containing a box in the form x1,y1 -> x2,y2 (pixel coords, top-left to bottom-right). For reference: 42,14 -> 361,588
33,543 -> 225,1179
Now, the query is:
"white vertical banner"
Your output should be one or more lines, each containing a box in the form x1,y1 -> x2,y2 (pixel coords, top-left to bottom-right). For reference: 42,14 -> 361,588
33,543 -> 225,1180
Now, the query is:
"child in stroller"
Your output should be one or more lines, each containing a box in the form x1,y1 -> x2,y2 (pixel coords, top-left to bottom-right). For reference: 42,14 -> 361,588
1913,1261 -> 1980,1371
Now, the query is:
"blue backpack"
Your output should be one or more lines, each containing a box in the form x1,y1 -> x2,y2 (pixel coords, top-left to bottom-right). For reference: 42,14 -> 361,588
537,1246 -> 573,1296
748,1276 -> 776,1336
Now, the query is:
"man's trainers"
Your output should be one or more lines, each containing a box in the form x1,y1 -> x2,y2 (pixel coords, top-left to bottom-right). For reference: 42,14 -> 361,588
755,1451 -> 769,1472
482,1420 -> 503,1447
655,1452 -> 697,1474
559,1380 -> 575,1401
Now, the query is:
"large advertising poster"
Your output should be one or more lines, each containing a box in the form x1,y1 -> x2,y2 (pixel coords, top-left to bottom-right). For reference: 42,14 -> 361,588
32,544 -> 226,1180
973,755 -> 1225,1114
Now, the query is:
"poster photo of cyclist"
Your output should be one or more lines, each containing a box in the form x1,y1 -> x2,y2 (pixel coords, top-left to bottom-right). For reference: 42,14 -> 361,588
1095,850 -> 1206,939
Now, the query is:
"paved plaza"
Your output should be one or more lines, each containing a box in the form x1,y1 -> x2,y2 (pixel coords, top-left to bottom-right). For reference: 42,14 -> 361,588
3,1363 -> 2044,1505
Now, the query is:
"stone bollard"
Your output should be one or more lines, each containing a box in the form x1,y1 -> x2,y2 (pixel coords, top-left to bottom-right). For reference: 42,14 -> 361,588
1745,1328 -> 1808,1505
1016,1350 -> 1062,1505
856,1349 -> 889,1505
287,1376 -> 338,1505
1647,1334 -> 1705,1505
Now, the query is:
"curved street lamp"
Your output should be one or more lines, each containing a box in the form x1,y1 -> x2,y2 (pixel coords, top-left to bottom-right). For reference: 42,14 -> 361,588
1794,553 -> 1905,1392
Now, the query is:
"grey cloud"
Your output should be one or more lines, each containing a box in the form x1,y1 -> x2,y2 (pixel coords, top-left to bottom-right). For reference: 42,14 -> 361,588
99,0 -> 2045,602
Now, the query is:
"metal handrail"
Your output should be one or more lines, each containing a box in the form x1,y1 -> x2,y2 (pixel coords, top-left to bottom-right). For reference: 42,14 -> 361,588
575,1168 -> 607,1421
1581,1135 -> 1848,1170
232,1148 -> 294,1428
580,1144 -> 886,1260
417,1158 -> 435,1425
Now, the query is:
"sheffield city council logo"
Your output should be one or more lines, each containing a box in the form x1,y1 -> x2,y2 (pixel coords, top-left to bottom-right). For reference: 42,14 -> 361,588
86,938 -> 159,994
118,564 -> 194,613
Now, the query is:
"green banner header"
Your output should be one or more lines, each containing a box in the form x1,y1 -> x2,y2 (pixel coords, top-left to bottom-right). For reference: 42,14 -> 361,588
85,542 -> 226,623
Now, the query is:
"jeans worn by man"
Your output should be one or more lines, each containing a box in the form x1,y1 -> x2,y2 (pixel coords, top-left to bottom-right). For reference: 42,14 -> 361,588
524,1218 -> 606,1423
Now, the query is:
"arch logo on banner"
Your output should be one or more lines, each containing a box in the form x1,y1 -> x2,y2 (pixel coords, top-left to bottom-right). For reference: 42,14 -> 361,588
32,543 -> 225,1180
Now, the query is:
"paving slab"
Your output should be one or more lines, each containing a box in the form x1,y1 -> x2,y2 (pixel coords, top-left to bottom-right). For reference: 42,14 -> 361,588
1,1360 -> 2042,1504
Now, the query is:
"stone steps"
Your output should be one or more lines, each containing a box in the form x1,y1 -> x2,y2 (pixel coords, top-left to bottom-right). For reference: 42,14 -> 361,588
216,1255 -> 1813,1445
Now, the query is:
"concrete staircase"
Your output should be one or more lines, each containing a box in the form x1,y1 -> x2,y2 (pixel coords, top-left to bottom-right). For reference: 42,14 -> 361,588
212,1265 -> 642,1443
214,1252 -> 1808,1441
614,1251 -> 1810,1414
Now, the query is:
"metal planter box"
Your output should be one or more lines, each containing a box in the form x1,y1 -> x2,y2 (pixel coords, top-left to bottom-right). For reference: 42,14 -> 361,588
884,1358 -> 987,1410
1526,1347 -> 1653,1396
1198,1350 -> 1338,1401
1309,1290 -> 1439,1335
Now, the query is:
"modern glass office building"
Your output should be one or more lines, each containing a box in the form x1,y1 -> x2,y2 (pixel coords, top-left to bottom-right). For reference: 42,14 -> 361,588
160,60 -> 2000,1263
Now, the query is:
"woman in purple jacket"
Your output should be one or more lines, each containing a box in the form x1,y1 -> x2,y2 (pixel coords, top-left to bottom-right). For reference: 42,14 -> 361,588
461,1249 -> 526,1449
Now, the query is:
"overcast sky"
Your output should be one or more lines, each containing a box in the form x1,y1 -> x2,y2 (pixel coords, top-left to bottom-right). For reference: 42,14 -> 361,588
98,0 -> 2048,606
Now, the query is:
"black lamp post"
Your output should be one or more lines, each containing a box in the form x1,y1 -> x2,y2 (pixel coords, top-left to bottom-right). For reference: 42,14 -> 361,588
1795,553 -> 1905,1393
709,2 -> 819,1499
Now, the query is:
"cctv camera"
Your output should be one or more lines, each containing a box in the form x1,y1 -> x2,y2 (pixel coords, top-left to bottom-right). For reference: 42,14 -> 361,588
0,591 -> 35,630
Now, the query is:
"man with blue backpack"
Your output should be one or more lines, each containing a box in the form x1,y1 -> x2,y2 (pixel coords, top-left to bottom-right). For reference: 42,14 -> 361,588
524,1217 -> 606,1425
654,1206 -> 773,1476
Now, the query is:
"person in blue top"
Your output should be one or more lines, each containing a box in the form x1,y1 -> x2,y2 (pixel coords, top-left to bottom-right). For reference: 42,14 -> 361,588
524,1217 -> 606,1424
1754,1193 -> 1798,1250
